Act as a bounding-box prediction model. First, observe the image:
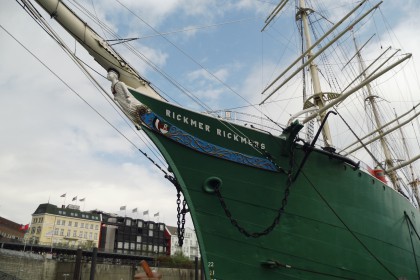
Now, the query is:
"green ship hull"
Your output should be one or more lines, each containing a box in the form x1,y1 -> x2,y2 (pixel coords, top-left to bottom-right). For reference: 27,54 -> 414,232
18,0 -> 419,278
131,90 -> 420,279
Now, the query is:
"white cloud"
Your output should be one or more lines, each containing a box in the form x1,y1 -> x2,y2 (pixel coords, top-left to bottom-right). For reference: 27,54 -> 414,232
0,1 -> 186,228
1,0 -> 419,229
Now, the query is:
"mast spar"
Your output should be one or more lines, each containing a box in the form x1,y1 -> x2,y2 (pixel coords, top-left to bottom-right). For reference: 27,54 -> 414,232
352,33 -> 400,191
394,109 -> 420,205
32,0 -> 164,101
296,0 -> 333,148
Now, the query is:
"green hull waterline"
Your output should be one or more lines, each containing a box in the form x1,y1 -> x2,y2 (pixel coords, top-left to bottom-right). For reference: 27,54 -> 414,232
131,90 -> 420,279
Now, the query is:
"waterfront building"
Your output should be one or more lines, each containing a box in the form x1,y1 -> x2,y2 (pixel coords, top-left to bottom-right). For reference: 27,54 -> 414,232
0,216 -> 25,242
95,211 -> 168,256
166,226 -> 200,260
25,203 -> 101,248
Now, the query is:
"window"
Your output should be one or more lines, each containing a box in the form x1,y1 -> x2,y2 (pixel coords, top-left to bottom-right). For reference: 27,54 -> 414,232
68,221 -> 72,226
94,233 -> 97,240
73,230 -> 77,237
54,228 -> 59,235
84,232 -> 87,239
148,245 -> 153,252
85,223 -> 89,229
74,222 -> 78,227
130,243 -> 135,250
148,230 -> 153,237
66,230 -> 70,237
137,221 -> 143,227
61,220 -> 65,225
60,229 -> 64,236
124,243 -> 129,250
56,219 -> 60,225
117,242 -> 123,249
79,231 -> 83,238
89,232 -> 92,240
136,236 -> 142,243
95,225 -> 98,230
126,219 -> 131,226
149,223 -> 154,229
159,224 -> 164,231
136,244 -> 141,250
90,224 -> 93,229
36,226 -> 41,234
81,223 -> 84,228
31,227 -> 36,234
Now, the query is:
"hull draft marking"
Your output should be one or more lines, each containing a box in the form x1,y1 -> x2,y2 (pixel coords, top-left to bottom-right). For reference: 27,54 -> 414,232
140,112 -> 278,172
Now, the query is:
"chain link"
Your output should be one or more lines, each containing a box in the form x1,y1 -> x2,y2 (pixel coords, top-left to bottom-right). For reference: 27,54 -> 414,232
176,188 -> 187,246
214,139 -> 297,238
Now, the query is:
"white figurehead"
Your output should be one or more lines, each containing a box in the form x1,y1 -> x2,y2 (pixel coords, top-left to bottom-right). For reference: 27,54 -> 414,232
107,69 -> 144,126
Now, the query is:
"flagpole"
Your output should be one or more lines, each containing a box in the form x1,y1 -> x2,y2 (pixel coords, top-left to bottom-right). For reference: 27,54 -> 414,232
143,210 -> 149,221
120,206 -> 127,217
60,193 -> 67,206
132,208 -> 139,219
153,212 -> 160,223
79,198 -> 86,211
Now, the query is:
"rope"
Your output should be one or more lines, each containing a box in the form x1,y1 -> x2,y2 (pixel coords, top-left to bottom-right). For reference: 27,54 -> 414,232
300,170 -> 399,279
1,20 -> 172,182
404,211 -> 420,277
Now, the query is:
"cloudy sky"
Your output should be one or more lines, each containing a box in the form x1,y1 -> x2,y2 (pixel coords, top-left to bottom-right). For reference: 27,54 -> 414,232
1,0 -> 420,227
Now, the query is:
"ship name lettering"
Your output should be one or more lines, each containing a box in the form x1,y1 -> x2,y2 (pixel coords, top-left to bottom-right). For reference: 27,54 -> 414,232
166,109 -> 210,132
166,109 -> 265,149
217,128 -> 265,149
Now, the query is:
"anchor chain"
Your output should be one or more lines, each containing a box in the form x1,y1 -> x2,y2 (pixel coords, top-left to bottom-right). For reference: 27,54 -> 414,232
176,188 -> 187,246
214,138 -> 297,238
163,174 -> 187,247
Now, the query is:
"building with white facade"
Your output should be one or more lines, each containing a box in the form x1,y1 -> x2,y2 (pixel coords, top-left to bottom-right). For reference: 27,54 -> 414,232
166,226 -> 200,260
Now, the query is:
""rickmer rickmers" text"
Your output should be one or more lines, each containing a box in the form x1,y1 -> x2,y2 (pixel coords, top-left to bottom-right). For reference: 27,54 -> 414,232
166,109 -> 266,150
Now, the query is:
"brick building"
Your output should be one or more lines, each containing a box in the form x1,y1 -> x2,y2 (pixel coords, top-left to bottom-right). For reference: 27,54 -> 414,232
0,216 -> 25,242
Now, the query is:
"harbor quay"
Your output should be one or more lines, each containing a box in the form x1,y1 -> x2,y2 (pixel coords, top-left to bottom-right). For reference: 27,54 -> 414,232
0,246 -> 203,280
